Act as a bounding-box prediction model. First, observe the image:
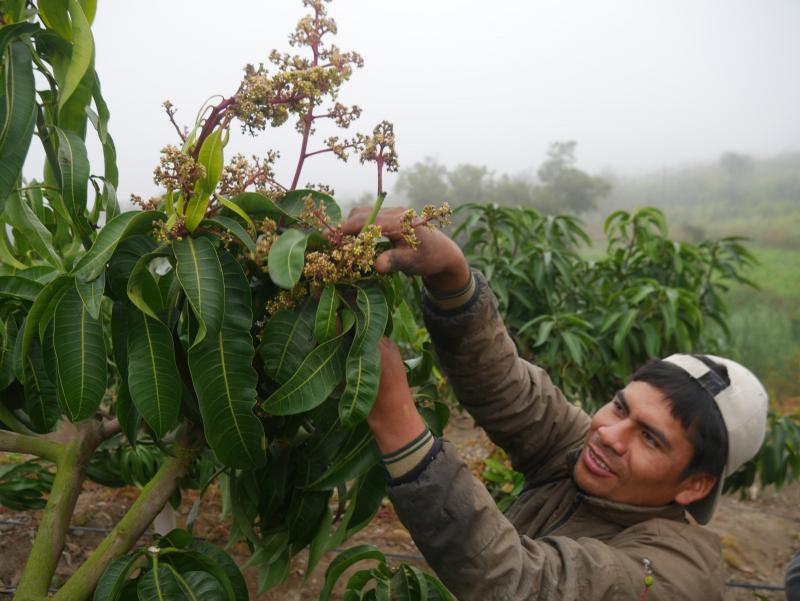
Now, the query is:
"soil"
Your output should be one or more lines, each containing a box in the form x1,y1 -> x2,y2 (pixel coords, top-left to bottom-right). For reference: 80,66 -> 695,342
1,411 -> 798,600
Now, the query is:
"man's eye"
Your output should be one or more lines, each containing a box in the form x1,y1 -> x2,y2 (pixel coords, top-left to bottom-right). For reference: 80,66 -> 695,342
612,399 -> 624,412
642,430 -> 659,448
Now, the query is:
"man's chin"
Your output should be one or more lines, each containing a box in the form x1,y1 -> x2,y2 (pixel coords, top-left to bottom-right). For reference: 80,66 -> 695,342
572,452 -> 613,496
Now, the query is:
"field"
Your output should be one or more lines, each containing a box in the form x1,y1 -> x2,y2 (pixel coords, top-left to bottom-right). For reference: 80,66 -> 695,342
723,246 -> 800,408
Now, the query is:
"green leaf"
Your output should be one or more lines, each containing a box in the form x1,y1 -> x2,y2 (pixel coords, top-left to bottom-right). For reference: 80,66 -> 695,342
258,299 -> 317,384
16,265 -> 58,284
286,459 -> 332,553
93,552 -> 143,601
338,282 -> 388,426
126,307 -> 181,438
173,237 -> 224,348
525,317 -> 552,347
135,566 -> 185,601
184,129 -> 224,232
79,0 -> 97,24
185,541 -> 248,601
126,251 -> 168,321
116,381 -> 140,446
0,23 -> 39,57
188,250 -> 266,469
424,574 -> 454,601
57,59 -> 94,136
345,465 -> 387,537
0,41 -> 37,203
280,189 -> 342,224
55,126 -> 90,223
320,545 -> 386,601
20,274 -> 72,359
73,210 -> 165,282
160,549 -> 237,601
90,72 -> 110,143
314,284 -> 341,343
612,308 -> 637,356
178,571 -> 225,601
0,320 -> 17,391
111,300 -> 128,378
561,330 -> 583,365
200,217 -> 255,254
0,275 -> 43,302
267,229 -> 308,289
223,191 -> 295,224
304,424 -> 380,491
52,286 -> 107,421
185,191 -> 211,234
75,272 -> 104,320
262,332 -> 349,415
38,0 -> 72,40
306,504 -> 334,579
4,194 -> 63,269
58,0 -> 94,114
216,196 -> 256,234
197,129 -> 224,195
108,235 -> 158,298
24,337 -> 60,432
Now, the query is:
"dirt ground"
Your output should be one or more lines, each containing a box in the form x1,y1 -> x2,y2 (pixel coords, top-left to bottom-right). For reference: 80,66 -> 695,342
1,412 -> 798,600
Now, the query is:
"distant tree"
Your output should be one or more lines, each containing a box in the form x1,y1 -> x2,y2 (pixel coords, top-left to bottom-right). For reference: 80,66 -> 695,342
491,174 -> 537,206
393,157 -> 450,208
719,152 -> 753,178
536,141 -> 611,214
719,152 -> 753,204
447,164 -> 492,205
394,143 -> 610,215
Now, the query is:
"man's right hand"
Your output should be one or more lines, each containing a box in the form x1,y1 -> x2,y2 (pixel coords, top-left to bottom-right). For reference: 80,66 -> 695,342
340,206 -> 471,296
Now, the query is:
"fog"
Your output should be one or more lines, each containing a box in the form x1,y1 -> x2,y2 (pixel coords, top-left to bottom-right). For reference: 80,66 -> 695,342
25,0 -> 800,203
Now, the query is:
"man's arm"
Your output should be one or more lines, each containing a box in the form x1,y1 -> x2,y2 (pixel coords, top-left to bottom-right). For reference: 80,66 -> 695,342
344,207 -> 587,478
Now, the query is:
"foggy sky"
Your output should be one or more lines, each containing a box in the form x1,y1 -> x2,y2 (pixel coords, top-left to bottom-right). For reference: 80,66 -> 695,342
25,0 -> 800,202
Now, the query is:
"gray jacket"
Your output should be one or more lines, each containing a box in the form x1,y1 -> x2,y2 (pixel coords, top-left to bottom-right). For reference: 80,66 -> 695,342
387,272 -> 724,601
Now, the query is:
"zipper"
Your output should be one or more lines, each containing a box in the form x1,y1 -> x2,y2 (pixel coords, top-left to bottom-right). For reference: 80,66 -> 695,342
542,492 -> 584,536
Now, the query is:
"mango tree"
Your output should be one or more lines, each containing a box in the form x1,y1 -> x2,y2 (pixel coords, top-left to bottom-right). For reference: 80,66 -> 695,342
0,1 -> 451,599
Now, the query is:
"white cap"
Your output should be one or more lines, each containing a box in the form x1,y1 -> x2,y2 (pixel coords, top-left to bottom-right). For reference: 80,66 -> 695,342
663,354 -> 768,524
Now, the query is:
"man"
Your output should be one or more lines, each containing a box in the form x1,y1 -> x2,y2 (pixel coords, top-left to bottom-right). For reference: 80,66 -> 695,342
342,208 -> 769,601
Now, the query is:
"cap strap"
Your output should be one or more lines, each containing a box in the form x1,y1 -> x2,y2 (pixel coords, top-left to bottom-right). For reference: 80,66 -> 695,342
663,354 -> 729,399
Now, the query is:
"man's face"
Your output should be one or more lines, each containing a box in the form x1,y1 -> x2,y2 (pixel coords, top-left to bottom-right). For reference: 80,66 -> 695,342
573,380 -> 713,507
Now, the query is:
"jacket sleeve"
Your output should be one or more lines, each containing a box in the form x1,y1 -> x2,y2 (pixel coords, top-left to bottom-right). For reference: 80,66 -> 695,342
388,441 -> 724,601
787,550 -> 800,601
423,270 -> 590,481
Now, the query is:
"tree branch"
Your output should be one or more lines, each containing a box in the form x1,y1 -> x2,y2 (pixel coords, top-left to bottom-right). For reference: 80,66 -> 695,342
101,418 -> 121,441
0,402 -> 37,436
14,419 -> 118,600
51,431 -> 202,601
0,429 -> 61,463
14,439 -> 84,600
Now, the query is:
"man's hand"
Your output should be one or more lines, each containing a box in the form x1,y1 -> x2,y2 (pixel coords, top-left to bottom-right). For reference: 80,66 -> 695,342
340,206 -> 470,296
367,338 -> 427,455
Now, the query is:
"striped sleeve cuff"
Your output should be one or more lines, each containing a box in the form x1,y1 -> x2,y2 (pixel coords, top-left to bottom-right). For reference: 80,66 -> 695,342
382,428 -> 435,479
423,273 -> 477,312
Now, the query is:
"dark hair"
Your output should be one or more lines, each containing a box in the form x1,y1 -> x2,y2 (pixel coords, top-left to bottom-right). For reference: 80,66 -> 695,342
630,355 -> 729,480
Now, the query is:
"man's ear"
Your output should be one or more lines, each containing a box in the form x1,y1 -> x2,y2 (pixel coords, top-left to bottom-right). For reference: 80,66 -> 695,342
674,473 -> 717,506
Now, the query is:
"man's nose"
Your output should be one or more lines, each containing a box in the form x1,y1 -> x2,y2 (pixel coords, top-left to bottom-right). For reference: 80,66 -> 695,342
597,419 -> 631,456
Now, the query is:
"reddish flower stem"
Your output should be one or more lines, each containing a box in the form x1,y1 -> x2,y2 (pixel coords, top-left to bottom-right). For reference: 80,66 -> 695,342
290,4 -> 324,191
304,142 -> 358,159
190,96 -> 236,159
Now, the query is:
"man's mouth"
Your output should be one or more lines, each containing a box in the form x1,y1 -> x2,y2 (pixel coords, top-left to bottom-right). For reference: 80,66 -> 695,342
583,444 -> 615,476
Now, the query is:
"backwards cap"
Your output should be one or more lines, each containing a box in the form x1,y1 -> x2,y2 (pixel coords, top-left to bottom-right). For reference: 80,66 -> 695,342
663,354 -> 768,524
